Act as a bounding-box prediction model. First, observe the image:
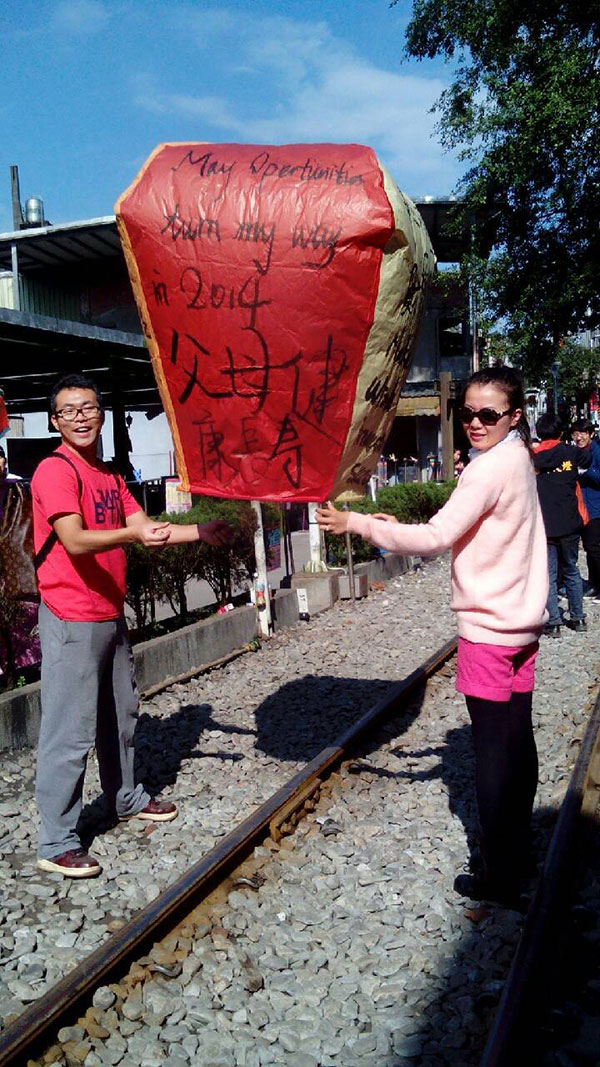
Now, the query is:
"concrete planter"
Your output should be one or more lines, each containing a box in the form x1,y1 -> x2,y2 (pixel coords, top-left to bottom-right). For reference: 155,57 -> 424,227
0,555 -> 413,752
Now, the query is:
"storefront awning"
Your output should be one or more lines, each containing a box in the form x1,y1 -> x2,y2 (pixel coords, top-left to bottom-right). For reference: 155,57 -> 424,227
396,396 -> 440,417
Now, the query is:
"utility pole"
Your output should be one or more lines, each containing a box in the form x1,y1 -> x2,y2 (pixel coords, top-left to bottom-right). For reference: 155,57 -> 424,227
251,501 -> 273,638
551,361 -> 560,413
440,371 -> 454,481
10,166 -> 24,230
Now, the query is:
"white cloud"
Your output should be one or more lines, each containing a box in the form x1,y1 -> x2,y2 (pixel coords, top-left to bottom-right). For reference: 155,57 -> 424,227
132,73 -> 239,130
134,9 -> 459,196
51,0 -> 109,36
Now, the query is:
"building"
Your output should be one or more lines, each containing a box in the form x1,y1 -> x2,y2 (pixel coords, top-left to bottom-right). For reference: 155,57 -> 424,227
0,172 -> 169,484
0,176 -> 473,488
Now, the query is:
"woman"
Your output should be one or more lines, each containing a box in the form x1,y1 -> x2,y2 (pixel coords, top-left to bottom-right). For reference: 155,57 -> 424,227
317,366 -> 548,906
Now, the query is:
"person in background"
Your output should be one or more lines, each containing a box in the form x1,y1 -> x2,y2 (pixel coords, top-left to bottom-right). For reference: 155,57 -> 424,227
533,413 -> 591,637
32,374 -> 231,878
0,445 -> 21,481
571,419 -> 600,601
317,366 -> 547,908
453,448 -> 466,478
0,444 -> 22,522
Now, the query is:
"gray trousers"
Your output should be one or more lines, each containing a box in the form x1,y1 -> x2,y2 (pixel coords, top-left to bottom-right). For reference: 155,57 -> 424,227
36,601 -> 149,859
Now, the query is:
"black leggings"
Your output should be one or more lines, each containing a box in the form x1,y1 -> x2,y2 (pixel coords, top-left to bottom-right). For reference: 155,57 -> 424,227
582,517 -> 600,592
466,692 -> 538,886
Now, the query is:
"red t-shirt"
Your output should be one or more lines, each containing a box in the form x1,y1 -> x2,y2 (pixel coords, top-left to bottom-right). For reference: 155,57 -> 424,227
31,446 -> 142,621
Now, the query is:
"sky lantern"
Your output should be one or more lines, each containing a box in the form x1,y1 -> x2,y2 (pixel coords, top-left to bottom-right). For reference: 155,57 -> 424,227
116,143 -> 435,502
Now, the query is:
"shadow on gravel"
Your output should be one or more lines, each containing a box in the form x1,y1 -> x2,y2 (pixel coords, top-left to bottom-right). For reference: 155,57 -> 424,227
377,797 -> 591,1067
358,708 -> 581,1067
253,675 -> 418,763
388,726 -> 556,882
528,810 -> 600,1066
76,701 -> 254,845
329,701 -> 568,1065
133,702 -> 255,789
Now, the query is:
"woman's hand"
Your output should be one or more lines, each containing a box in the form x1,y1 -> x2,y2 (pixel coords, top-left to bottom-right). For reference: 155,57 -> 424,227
315,501 -> 349,535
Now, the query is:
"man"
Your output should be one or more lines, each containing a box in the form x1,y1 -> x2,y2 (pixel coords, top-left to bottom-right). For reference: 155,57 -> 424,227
32,374 -> 230,877
533,413 -> 591,637
571,419 -> 600,600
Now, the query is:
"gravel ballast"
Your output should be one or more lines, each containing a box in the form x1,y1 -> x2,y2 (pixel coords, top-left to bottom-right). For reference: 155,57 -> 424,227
0,555 -> 598,1065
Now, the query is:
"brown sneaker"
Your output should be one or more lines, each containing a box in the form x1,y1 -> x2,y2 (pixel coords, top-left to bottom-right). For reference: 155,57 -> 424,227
37,849 -> 102,878
119,799 -> 178,822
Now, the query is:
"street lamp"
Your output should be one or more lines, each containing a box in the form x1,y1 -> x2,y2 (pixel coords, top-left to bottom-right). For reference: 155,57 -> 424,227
550,361 -> 560,413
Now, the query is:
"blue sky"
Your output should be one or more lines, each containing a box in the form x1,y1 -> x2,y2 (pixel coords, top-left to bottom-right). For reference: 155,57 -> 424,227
1,0 -> 462,232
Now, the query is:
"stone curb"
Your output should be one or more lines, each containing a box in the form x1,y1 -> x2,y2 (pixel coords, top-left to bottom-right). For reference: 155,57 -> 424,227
0,552 -> 413,752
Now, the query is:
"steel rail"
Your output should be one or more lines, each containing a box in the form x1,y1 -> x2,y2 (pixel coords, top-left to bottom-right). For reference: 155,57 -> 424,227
480,682 -> 600,1067
0,637 -> 457,1067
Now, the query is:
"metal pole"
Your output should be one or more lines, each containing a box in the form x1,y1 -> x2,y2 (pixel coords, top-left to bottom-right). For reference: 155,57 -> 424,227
440,371 -> 454,481
251,500 -> 273,637
111,386 -> 135,481
10,165 -> 24,230
10,243 -> 20,311
281,506 -> 290,580
550,362 -> 560,413
470,282 -> 479,373
287,513 -> 295,575
307,502 -> 326,572
343,505 -> 356,605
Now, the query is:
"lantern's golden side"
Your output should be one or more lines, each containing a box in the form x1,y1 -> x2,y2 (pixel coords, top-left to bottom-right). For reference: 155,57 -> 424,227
332,166 -> 435,501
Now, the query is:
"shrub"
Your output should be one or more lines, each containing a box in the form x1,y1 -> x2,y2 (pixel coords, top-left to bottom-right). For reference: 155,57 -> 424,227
129,498 -> 281,619
374,481 -> 456,523
124,541 -> 158,633
151,541 -> 200,620
325,498 -> 379,567
324,481 -> 456,566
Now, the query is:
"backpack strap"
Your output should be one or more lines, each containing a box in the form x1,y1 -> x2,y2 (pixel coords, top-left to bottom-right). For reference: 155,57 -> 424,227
34,453 -> 84,572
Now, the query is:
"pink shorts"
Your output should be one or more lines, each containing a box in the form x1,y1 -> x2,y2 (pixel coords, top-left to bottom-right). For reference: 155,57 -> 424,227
456,637 -> 539,702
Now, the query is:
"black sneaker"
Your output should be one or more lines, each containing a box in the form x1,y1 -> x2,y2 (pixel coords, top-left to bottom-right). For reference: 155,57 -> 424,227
543,624 -> 561,638
583,587 -> 598,599
453,873 -> 527,911
566,618 -> 587,633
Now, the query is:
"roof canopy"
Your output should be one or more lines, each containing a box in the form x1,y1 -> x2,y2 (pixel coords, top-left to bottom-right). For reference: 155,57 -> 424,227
0,307 -> 159,415
0,217 -> 122,272
0,201 -> 468,272
0,202 -> 470,416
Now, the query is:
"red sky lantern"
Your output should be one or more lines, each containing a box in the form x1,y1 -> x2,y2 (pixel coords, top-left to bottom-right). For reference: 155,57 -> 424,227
116,142 -> 434,502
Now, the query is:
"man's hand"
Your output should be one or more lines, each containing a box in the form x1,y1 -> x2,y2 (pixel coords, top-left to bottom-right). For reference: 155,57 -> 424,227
53,514 -> 171,556
135,521 -> 171,547
371,513 -> 399,523
315,501 -> 349,536
197,520 -> 232,547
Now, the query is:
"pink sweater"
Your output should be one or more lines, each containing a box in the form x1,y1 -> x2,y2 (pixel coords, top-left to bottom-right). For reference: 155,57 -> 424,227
347,438 -> 549,646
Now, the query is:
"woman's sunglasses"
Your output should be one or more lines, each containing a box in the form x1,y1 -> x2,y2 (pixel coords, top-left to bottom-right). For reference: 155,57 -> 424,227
459,406 -> 513,426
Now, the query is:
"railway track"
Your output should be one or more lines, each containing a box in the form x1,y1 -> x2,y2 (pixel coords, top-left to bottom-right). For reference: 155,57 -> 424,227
0,640 -> 456,1066
0,634 -> 598,1067
481,673 -> 600,1067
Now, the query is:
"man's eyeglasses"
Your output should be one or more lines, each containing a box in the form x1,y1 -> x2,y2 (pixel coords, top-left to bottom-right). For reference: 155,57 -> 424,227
459,406 -> 513,426
55,404 -> 103,422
